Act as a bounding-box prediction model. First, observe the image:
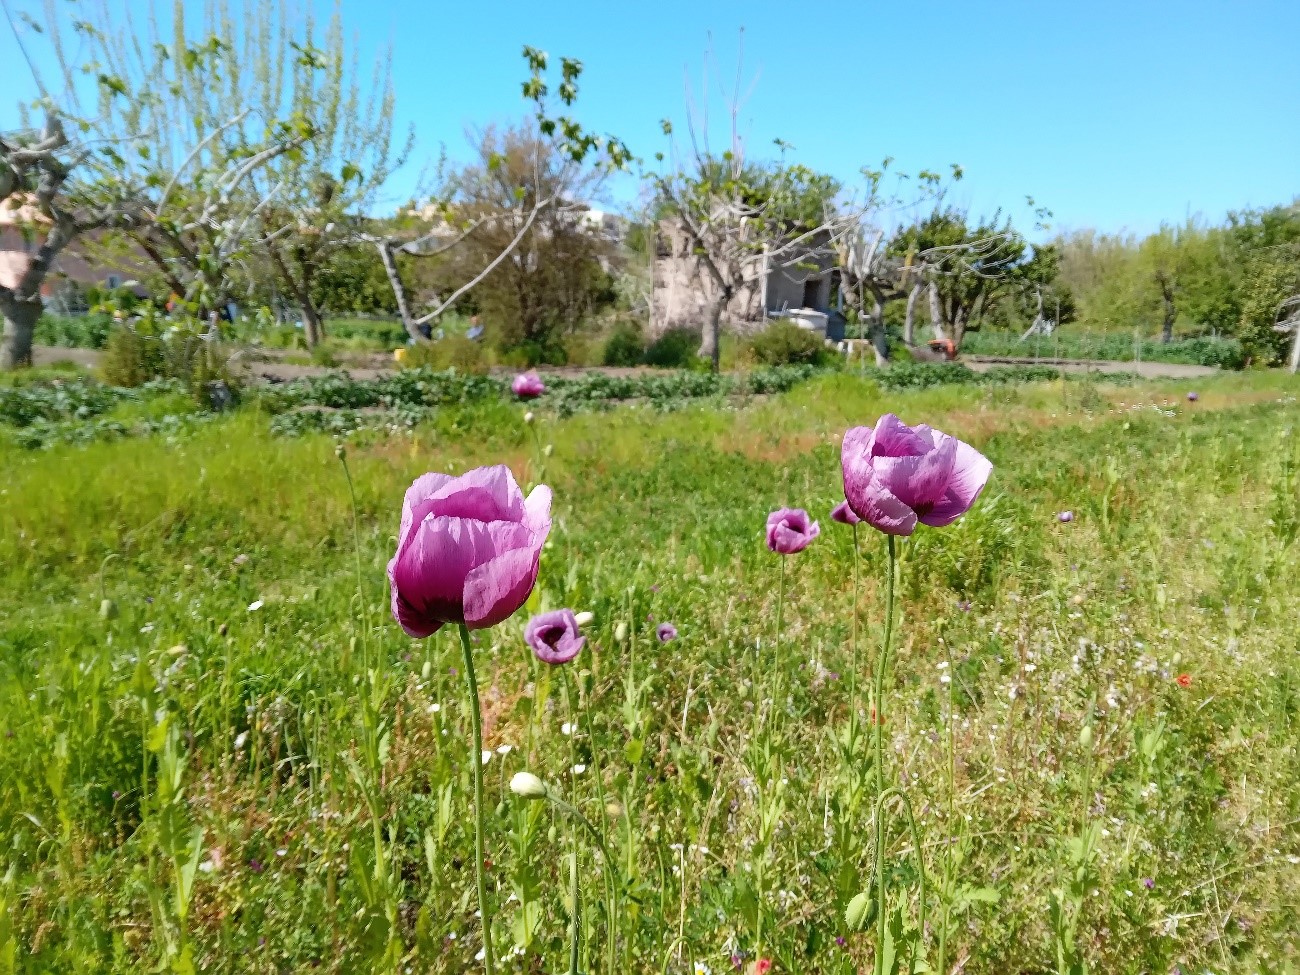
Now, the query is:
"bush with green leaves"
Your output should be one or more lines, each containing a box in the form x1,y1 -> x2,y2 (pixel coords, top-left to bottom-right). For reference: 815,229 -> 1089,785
100,311 -> 232,397
601,320 -> 647,367
746,319 -> 837,367
643,326 -> 701,368
33,313 -> 116,349
960,330 -> 1246,368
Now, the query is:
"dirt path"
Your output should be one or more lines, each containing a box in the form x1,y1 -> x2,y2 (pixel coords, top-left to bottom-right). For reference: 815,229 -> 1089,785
962,355 -> 1217,378
30,344 -> 1219,382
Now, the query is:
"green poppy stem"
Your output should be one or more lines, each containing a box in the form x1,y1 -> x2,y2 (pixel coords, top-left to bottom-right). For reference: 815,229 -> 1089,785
458,623 -> 495,975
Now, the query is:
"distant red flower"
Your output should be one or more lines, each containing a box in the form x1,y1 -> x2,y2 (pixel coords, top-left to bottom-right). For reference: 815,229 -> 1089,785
752,961 -> 773,975
1175,673 -> 1192,688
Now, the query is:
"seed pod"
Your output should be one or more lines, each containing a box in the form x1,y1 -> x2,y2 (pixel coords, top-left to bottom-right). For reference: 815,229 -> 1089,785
614,622 -> 628,644
846,890 -> 877,931
1079,724 -> 1094,750
99,598 -> 117,619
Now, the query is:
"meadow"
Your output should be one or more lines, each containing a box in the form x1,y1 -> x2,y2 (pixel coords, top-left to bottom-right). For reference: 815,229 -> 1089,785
2,369 -> 1299,974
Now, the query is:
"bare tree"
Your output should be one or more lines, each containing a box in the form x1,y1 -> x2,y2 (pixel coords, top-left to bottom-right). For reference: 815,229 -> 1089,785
650,42 -> 846,371
362,47 -> 628,344
0,116 -> 136,366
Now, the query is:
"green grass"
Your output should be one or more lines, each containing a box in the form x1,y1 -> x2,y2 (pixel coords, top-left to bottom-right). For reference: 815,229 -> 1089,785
960,330 -> 1246,368
1,370 -> 1298,973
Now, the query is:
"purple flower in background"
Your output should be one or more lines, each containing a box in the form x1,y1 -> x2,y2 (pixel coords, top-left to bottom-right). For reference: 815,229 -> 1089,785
1058,510 -> 1074,523
830,500 -> 861,526
388,465 -> 551,637
841,414 -> 992,536
1186,391 -> 1199,402
766,507 -> 821,554
656,622 -> 678,643
1142,877 -> 1155,890
512,371 -> 546,398
524,609 -> 586,665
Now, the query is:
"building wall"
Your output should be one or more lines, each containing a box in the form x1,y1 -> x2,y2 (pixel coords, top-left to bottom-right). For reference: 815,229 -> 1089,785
649,219 -> 835,335
0,223 -> 146,295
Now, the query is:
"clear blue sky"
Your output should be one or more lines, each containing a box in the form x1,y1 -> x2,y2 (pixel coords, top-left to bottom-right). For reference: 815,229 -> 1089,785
4,0 -> 1297,237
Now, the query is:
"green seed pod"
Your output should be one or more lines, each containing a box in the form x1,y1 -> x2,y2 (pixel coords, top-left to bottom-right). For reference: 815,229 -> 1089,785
1079,724 -> 1093,749
99,598 -> 117,619
846,890 -> 877,931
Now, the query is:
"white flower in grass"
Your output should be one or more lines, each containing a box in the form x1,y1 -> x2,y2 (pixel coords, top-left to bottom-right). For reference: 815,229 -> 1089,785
571,764 -> 587,775
481,750 -> 492,766
247,600 -> 263,612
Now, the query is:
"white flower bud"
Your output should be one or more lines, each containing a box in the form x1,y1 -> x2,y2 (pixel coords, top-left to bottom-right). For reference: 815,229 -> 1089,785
574,611 -> 593,627
524,411 -> 535,424
510,772 -> 548,800
614,621 -> 628,644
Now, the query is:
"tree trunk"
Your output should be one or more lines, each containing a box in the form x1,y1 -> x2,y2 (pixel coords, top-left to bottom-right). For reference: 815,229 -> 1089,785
868,286 -> 889,366
376,240 -> 424,343
928,282 -> 950,340
700,290 -> 729,373
1,298 -> 41,369
903,284 -> 921,346
1157,274 -> 1176,343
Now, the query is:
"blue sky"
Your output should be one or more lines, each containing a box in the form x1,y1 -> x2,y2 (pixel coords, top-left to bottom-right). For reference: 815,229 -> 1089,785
4,0 -> 1298,237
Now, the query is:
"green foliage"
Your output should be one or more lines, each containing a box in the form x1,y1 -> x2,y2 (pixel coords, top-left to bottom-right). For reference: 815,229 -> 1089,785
33,313 -> 116,349
872,362 -> 1065,390
746,319 -> 836,367
1,373 -> 1298,973
960,331 -> 1247,369
400,335 -> 493,375
1237,254 -> 1300,365
310,248 -> 400,316
600,321 -> 646,367
643,327 -> 701,368
100,313 -> 231,395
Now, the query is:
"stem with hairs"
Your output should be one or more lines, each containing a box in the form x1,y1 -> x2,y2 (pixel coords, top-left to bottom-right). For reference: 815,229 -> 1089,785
457,623 -> 495,975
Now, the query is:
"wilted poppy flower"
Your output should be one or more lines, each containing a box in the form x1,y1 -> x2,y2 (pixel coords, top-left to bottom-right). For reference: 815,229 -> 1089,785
766,507 -> 821,554
525,608 -> 586,665
512,371 -> 546,398
830,500 -> 861,526
1186,391 -> 1199,402
656,622 -> 678,643
841,414 -> 992,536
1175,673 -> 1192,688
1058,511 -> 1074,523
388,465 -> 551,637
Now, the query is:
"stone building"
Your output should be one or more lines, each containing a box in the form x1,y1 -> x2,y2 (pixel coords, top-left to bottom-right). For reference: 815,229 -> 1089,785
650,219 -> 843,339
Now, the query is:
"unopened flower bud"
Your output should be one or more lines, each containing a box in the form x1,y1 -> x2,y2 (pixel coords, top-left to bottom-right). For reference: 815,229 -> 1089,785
509,772 -> 548,800
614,622 -> 628,644
846,890 -> 876,931
574,611 -> 593,627
523,411 -> 535,424
99,598 -> 117,619
543,444 -> 553,457
1079,724 -> 1093,750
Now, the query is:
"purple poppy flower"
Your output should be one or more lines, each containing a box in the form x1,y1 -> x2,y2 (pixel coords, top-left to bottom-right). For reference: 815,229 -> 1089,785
1142,877 -> 1155,890
656,622 -> 678,643
512,371 -> 546,398
1058,510 -> 1074,523
830,500 -> 861,526
1186,391 -> 1198,402
388,465 -> 551,637
841,414 -> 992,536
766,507 -> 821,554
524,609 -> 586,665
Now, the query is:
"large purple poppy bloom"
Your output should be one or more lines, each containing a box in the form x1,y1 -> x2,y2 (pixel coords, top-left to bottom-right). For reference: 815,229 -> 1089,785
525,609 -> 585,665
656,622 -> 678,643
512,371 -> 546,398
841,414 -> 992,536
388,465 -> 551,637
766,507 -> 820,554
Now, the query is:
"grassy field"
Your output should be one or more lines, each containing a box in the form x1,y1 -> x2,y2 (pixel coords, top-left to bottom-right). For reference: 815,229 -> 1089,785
2,369 -> 1299,974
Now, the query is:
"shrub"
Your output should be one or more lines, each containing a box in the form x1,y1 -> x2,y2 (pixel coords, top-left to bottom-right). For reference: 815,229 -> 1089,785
601,320 -> 646,367
33,313 -> 115,349
746,319 -> 835,367
100,312 -> 231,397
643,327 -> 701,368
400,335 -> 492,375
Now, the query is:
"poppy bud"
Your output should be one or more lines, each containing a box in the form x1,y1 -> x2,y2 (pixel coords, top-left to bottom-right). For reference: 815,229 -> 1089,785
614,622 -> 628,644
509,772 -> 549,800
846,890 -> 876,930
99,598 -> 117,619
1079,724 -> 1093,749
